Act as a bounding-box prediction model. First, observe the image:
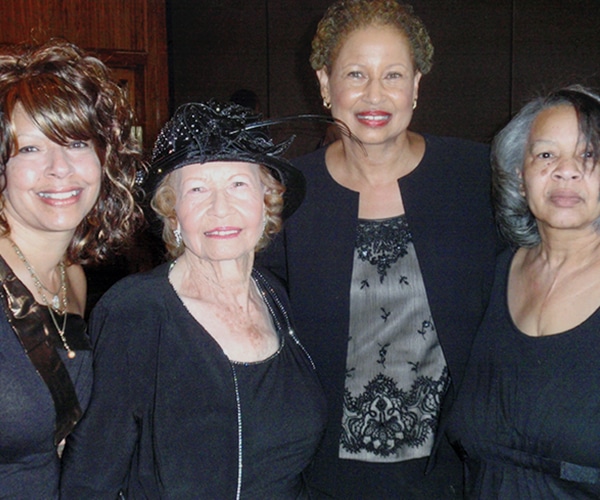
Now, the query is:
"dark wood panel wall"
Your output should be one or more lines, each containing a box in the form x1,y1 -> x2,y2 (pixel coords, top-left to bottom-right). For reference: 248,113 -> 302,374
1,0 -> 169,153
168,0 -> 600,154
2,1 -> 597,153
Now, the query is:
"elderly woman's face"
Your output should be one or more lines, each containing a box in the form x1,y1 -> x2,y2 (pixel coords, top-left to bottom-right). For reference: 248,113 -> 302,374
173,161 -> 266,262
316,24 -> 421,146
523,104 -> 600,235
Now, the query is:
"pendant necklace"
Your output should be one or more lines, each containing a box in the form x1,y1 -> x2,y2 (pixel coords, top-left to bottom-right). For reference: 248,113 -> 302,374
9,239 -> 75,359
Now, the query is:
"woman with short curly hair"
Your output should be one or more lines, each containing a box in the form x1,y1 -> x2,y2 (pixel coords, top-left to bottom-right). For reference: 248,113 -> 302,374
257,0 -> 503,497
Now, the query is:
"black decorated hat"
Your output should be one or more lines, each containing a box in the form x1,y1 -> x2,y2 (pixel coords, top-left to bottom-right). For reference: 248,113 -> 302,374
145,100 -> 307,219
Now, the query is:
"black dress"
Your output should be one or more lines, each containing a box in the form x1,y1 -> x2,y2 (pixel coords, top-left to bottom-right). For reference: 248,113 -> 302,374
448,249 -> 600,499
61,264 -> 327,499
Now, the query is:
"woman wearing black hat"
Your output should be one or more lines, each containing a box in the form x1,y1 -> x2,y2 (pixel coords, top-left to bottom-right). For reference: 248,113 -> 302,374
60,101 -> 327,499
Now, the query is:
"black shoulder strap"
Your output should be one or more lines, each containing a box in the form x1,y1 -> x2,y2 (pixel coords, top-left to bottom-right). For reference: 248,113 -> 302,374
0,256 -> 82,445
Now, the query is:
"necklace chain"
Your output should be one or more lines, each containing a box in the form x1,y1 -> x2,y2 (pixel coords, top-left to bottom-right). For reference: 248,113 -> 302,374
9,239 -> 75,359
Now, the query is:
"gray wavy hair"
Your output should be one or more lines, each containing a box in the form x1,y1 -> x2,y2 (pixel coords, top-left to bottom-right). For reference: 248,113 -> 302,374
492,85 -> 600,247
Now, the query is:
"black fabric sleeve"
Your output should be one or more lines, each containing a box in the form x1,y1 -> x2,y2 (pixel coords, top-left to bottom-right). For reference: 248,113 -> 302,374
60,298 -> 146,498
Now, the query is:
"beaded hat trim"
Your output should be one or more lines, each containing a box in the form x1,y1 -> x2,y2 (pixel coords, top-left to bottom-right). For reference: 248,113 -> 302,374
143,100 -> 334,219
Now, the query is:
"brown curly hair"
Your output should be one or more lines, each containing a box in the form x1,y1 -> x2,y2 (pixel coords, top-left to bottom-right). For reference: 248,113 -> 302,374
151,165 -> 285,259
310,0 -> 434,75
0,39 -> 146,265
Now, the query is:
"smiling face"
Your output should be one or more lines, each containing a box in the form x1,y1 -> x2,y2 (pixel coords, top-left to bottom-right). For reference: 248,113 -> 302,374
3,104 -> 102,238
523,104 -> 600,236
173,161 -> 266,263
317,24 -> 421,146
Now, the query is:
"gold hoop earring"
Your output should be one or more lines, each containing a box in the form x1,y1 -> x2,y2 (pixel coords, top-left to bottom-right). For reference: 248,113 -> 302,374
323,98 -> 331,110
412,99 -> 418,110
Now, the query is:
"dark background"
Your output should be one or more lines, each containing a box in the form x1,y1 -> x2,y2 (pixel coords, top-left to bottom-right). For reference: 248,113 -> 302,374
1,0 -> 599,306
167,0 -> 600,156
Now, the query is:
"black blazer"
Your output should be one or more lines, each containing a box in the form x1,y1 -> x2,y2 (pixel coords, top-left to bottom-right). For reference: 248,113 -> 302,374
257,135 -> 503,490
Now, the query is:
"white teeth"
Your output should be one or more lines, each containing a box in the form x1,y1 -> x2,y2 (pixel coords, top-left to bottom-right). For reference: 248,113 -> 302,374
358,115 -> 388,121
39,190 -> 79,200
206,230 -> 238,236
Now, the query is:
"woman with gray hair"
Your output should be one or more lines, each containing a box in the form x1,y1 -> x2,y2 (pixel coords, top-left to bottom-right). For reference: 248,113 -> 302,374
448,85 -> 600,498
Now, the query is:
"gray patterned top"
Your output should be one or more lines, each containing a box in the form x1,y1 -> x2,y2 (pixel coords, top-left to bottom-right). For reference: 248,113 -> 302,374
340,215 -> 449,463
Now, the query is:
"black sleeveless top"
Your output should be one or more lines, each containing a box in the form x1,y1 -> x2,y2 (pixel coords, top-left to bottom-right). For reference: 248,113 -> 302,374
448,249 -> 600,499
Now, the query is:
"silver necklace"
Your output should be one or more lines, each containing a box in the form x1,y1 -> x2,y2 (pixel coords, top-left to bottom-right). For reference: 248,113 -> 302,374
10,239 -> 75,359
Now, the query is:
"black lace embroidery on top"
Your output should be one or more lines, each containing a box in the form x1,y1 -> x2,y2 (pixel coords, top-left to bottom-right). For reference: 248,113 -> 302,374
341,368 -> 450,456
356,216 -> 412,282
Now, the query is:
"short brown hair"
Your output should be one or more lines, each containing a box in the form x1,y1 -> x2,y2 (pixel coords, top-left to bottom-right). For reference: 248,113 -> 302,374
310,0 -> 434,74
0,39 -> 145,265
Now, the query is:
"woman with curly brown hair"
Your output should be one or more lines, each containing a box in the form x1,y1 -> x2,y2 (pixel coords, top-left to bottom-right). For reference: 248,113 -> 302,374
257,0 -> 503,497
0,39 -> 144,498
